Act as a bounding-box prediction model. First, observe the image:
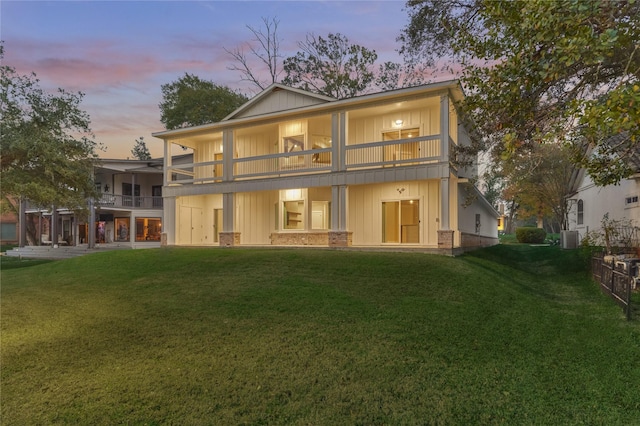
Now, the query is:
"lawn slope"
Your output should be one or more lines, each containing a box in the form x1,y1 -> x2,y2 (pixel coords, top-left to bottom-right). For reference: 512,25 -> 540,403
2,245 -> 639,424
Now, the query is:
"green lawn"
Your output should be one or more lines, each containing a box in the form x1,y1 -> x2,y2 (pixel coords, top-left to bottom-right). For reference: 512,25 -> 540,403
2,245 -> 639,424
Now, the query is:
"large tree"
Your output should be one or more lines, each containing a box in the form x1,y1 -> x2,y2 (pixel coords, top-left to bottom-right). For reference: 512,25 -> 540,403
282,33 -> 380,99
225,16 -> 283,92
1,45 -> 99,216
159,73 -> 248,130
401,0 -> 640,185
500,143 -> 576,232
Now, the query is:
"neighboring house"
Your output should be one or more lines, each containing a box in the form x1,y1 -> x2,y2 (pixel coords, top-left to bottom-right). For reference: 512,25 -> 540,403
0,207 -> 19,245
21,158 -> 169,248
153,81 -> 499,253
567,161 -> 640,241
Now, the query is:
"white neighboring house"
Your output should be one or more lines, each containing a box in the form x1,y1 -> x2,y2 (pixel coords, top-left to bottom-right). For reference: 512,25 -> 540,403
567,155 -> 640,240
153,81 -> 499,254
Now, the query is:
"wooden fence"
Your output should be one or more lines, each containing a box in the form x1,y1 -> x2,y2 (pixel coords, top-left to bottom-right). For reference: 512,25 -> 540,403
591,253 -> 636,320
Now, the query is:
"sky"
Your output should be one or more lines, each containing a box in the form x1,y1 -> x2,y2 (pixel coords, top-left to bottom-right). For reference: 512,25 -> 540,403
1,0 -> 424,159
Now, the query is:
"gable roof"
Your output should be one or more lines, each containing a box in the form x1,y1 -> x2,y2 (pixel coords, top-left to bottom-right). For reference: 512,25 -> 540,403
223,83 -> 335,121
153,80 -> 464,140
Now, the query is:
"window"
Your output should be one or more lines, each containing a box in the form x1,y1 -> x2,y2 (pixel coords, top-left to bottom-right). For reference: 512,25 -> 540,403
115,217 -> 130,242
382,200 -> 420,243
625,195 -> 639,206
135,217 -> 162,241
1,222 -> 17,241
311,201 -> 331,230
152,185 -> 163,208
382,128 -> 420,164
283,200 -> 304,230
577,200 -> 584,225
122,183 -> 140,207
282,135 -> 306,169
475,214 -> 481,233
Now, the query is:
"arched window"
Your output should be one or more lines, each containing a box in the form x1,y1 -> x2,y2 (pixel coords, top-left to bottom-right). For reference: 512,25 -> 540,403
577,199 -> 584,225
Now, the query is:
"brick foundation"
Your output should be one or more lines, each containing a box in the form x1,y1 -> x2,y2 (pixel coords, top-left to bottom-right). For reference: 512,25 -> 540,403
219,232 -> 241,247
328,231 -> 353,247
460,232 -> 498,248
437,230 -> 455,249
270,232 -> 329,246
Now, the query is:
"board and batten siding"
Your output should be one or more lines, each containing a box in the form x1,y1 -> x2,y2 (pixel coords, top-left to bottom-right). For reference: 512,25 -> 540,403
347,105 -> 440,145
233,90 -> 329,119
235,191 -> 278,245
348,181 -> 441,246
176,194 -> 223,245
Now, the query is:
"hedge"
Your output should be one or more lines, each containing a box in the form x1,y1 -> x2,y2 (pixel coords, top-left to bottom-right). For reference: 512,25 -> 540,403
516,227 -> 547,244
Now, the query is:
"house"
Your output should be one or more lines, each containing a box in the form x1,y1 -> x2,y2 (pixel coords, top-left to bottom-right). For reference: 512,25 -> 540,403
0,204 -> 19,245
567,152 -> 640,241
20,157 -> 169,248
152,81 -> 499,253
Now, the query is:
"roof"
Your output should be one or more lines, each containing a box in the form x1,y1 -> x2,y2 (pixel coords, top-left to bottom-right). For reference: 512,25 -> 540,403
222,83 -> 335,120
152,80 -> 464,140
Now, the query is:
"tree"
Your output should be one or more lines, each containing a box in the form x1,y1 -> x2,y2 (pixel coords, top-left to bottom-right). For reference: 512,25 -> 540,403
282,33 -> 379,99
131,136 -> 151,160
1,45 -> 100,217
159,73 -> 248,130
401,0 -> 640,185
225,16 -> 283,92
500,143 -> 576,232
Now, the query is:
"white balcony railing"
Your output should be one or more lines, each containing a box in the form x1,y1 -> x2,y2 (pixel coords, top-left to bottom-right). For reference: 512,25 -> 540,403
97,194 -> 163,209
166,135 -> 443,185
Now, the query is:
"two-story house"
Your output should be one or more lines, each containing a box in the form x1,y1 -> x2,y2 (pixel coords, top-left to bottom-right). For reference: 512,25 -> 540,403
152,81 -> 499,253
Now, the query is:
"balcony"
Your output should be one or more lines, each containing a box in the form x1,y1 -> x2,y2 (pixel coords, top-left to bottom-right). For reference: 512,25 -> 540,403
97,194 -> 163,209
167,135 -> 443,185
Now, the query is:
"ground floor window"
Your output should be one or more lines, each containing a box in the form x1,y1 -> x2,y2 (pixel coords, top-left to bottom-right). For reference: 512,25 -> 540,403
283,200 -> 304,230
311,201 -> 330,230
382,199 -> 420,243
135,217 -> 162,241
115,217 -> 130,242
1,222 -> 17,241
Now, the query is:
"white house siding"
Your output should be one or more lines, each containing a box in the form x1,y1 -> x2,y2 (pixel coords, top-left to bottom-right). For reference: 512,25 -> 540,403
175,194 -> 223,245
347,102 -> 440,146
456,183 -> 499,246
569,174 -> 640,238
233,89 -> 329,119
348,180 -> 441,246
194,135 -> 223,180
235,123 -> 278,159
236,191 -> 279,245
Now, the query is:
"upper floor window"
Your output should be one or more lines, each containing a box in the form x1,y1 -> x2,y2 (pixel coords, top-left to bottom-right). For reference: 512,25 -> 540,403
625,195 -> 638,207
577,199 -> 584,225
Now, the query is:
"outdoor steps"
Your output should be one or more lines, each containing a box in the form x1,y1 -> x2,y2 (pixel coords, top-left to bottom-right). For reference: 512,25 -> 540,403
4,244 -> 131,260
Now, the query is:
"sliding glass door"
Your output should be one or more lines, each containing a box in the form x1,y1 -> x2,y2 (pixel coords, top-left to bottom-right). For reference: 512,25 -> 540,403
382,200 -> 420,243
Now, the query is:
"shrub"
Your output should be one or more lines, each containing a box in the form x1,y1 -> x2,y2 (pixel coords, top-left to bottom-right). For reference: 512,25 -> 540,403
516,227 -> 547,244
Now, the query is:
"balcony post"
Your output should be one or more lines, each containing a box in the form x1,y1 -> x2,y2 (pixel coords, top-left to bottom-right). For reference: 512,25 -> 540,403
18,197 -> 27,247
223,130 -> 234,182
88,199 -> 96,248
220,192 -> 240,246
163,139 -> 171,186
440,93 -> 450,163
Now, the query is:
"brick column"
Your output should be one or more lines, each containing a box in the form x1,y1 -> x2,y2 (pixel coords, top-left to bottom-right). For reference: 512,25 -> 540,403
219,232 -> 241,247
437,230 -> 455,250
328,231 -> 352,247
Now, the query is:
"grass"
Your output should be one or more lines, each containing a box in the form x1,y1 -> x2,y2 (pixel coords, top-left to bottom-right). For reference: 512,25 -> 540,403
2,245 -> 639,424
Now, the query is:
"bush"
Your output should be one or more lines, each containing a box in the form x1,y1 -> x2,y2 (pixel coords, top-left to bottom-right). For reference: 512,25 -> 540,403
516,227 -> 547,244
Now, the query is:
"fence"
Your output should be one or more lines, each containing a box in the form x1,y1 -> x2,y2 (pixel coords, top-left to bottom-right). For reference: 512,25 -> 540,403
591,252 -> 636,320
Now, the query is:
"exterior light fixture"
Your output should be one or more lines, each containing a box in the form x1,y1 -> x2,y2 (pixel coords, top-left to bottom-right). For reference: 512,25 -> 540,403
395,119 -> 403,126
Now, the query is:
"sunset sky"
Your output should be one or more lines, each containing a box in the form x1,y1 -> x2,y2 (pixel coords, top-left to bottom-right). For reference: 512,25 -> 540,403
2,1 -> 436,159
